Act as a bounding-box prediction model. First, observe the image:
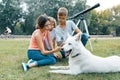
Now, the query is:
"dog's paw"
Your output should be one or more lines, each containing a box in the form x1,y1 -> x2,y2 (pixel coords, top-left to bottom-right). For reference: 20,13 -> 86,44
49,70 -> 58,73
49,66 -> 58,69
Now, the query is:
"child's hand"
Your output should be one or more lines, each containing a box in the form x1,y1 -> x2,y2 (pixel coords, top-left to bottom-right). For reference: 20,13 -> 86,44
53,53 -> 61,59
54,46 -> 62,52
60,42 -> 65,47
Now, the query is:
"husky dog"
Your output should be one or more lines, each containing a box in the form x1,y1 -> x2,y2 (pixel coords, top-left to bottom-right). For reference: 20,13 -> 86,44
49,33 -> 120,75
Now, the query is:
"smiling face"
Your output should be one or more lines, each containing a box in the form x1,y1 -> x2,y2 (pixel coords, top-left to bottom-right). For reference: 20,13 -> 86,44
44,21 -> 51,30
48,17 -> 56,31
62,33 -> 83,58
57,15 -> 67,27
57,7 -> 68,27
62,38 -> 73,56
62,36 -> 78,57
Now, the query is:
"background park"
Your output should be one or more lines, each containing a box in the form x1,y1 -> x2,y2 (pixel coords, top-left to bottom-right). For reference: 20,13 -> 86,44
0,0 -> 120,80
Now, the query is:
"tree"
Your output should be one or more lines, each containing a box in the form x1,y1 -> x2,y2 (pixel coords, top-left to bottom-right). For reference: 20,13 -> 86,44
111,5 -> 120,31
0,0 -> 87,35
116,26 -> 120,36
89,9 -> 114,35
0,0 -> 23,34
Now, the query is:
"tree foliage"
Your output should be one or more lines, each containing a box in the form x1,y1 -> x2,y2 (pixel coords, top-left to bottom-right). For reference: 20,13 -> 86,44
0,0 -> 120,36
0,0 -> 23,34
89,5 -> 120,35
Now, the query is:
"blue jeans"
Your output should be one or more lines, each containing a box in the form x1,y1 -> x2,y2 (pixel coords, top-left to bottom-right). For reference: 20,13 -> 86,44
27,50 -> 56,66
81,33 -> 89,46
61,33 -> 89,58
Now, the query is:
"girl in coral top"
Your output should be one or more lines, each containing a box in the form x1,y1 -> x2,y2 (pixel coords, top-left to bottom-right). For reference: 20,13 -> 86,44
22,15 -> 61,72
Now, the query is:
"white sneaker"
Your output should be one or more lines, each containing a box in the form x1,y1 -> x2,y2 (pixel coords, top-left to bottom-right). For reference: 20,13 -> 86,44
27,59 -> 35,64
22,63 -> 28,72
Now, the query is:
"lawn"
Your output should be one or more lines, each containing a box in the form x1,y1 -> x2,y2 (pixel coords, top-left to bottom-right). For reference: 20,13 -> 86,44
0,38 -> 120,80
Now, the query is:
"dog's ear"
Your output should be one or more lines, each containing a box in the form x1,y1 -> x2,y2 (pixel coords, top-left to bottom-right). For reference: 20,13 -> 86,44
74,32 -> 81,41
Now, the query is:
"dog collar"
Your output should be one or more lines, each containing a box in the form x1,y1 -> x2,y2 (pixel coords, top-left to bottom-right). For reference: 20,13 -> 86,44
71,53 -> 80,58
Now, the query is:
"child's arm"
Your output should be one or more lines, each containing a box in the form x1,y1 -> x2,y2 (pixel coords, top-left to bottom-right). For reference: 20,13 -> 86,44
75,28 -> 82,34
47,31 -> 54,50
53,37 -> 56,48
35,31 -> 61,55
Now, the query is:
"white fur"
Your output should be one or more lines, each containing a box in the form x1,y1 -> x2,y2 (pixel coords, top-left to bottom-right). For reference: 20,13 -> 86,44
49,34 -> 120,75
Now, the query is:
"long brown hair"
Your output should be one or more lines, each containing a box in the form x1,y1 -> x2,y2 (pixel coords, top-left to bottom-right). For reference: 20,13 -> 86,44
36,14 -> 49,29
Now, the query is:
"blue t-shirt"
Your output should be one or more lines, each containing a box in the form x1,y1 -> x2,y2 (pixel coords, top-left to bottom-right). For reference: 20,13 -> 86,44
55,20 -> 78,45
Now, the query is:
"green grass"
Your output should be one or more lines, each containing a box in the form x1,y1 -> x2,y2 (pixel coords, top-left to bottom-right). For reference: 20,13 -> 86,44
0,38 -> 120,80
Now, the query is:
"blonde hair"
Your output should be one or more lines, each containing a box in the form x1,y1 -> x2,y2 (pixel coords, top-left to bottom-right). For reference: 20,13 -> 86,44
48,16 -> 56,28
57,7 -> 68,16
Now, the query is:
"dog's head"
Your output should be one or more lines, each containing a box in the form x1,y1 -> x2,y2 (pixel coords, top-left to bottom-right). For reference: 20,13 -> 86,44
62,33 -> 83,58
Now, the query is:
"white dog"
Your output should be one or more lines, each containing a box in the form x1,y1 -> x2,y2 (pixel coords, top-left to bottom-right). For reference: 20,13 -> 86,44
49,33 -> 120,75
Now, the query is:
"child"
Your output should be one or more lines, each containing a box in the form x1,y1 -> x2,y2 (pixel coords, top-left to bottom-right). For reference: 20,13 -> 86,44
45,16 -> 62,59
55,7 -> 89,58
45,16 -> 57,50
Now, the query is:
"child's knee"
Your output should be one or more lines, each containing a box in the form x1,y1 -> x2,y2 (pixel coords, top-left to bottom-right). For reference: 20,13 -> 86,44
81,33 -> 89,46
81,33 -> 89,41
50,57 -> 57,64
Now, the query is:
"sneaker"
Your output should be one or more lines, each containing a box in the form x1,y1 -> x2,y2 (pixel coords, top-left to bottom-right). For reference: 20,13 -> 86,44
22,63 -> 29,72
27,59 -> 35,64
